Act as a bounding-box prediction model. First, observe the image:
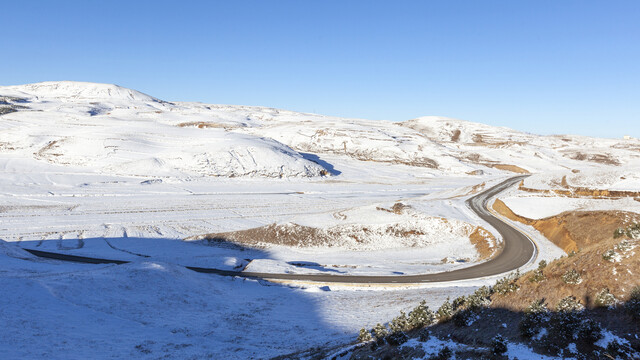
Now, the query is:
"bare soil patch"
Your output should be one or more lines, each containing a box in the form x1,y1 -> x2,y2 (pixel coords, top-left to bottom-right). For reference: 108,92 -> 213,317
493,199 -> 640,253
176,121 -> 243,130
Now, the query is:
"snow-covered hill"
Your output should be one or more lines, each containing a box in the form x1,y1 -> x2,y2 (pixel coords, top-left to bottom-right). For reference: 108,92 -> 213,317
2,81 -> 638,179
0,81 -> 325,178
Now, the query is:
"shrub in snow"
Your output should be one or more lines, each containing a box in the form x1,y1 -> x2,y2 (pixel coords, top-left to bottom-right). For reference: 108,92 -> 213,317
615,239 -> 633,252
594,288 -> 616,307
613,227 -> 625,239
529,268 -> 545,283
428,346 -> 452,360
418,328 -> 430,342
490,334 -> 508,356
408,300 -> 436,329
624,223 -> 640,239
538,259 -> 547,269
605,340 -> 634,359
437,298 -> 454,321
527,298 -> 549,314
452,296 -> 467,311
466,286 -> 492,309
545,296 -> 600,352
626,285 -> 640,320
389,311 -> 409,334
453,309 -> 478,327
576,318 -> 602,343
548,311 -> 582,349
372,323 -> 388,341
519,299 -> 548,338
493,272 -> 520,294
386,331 -> 408,346
357,328 -> 373,343
602,249 -> 618,262
561,269 -> 583,285
557,296 -> 584,312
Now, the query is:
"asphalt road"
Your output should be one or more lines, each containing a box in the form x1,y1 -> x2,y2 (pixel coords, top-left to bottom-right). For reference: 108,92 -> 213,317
23,175 -> 534,284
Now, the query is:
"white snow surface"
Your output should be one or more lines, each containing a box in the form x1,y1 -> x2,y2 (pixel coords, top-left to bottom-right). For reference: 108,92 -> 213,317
523,169 -> 640,191
501,196 -> 640,219
1,81 -> 637,359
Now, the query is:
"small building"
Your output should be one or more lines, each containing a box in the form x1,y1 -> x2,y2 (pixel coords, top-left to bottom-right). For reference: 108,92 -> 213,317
623,135 -> 632,140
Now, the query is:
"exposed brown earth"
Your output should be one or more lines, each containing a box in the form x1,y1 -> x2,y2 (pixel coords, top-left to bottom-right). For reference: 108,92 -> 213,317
176,121 -> 243,130
376,202 -> 412,215
450,129 -> 461,142
492,234 -> 639,313
344,222 -> 639,360
188,220 -> 497,260
468,227 -> 498,260
564,151 -> 621,165
469,133 -> 528,148
190,223 -> 329,247
493,198 -> 640,253
487,164 -> 529,174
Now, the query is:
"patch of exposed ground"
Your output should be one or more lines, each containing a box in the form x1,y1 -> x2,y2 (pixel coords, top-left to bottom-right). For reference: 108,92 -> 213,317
176,121 -> 244,130
487,163 -> 529,174
375,202 -> 411,215
188,219 -> 497,258
34,139 -> 67,163
450,129 -> 461,142
493,199 -> 640,253
468,226 -> 497,260
456,152 -> 529,174
343,224 -> 639,360
492,234 -> 640,313
564,151 -> 621,165
469,133 -> 528,148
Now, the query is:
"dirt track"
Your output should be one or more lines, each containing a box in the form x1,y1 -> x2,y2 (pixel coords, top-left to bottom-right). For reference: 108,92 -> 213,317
22,176 -> 535,284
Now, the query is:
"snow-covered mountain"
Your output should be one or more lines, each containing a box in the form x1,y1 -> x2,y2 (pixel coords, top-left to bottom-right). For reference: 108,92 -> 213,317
1,81 -> 638,179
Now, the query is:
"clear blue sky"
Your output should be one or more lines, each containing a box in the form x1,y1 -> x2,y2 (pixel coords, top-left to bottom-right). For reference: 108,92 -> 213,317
2,1 -> 639,138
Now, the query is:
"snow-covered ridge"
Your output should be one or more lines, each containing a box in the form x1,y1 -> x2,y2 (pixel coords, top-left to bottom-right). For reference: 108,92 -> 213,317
0,81 -> 326,178
1,81 -> 158,102
2,81 -> 638,179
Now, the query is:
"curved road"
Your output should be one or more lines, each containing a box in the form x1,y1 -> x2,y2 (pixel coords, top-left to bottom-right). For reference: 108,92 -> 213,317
23,175 -> 534,284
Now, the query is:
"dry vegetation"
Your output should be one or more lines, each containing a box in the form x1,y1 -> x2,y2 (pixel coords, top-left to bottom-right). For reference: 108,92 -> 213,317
176,121 -> 244,130
343,221 -> 640,360
493,198 -> 640,253
187,219 -> 497,259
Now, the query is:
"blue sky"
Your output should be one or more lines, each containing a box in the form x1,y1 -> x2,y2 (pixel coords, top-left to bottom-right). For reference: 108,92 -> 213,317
2,0 -> 639,138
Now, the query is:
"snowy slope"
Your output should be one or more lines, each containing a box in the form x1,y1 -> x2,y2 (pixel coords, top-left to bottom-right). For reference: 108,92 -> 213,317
0,82 -> 326,178
2,81 -> 638,359
402,116 -> 640,173
3,81 -> 638,180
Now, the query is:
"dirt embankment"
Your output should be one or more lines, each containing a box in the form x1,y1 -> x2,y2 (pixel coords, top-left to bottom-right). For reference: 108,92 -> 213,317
491,232 -> 639,315
487,164 -> 529,174
468,227 -> 497,260
493,199 -> 640,253
188,220 -> 498,260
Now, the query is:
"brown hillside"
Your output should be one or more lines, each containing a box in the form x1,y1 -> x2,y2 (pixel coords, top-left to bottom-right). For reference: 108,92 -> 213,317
493,198 -> 640,253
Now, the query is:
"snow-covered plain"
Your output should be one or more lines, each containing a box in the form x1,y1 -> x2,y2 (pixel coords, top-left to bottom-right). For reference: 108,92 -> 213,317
1,81 -> 637,359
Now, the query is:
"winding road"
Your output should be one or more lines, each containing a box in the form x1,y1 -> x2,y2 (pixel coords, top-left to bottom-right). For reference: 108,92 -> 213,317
23,175 -> 535,284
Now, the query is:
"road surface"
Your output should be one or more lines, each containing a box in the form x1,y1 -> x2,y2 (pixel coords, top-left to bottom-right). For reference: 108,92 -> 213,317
23,175 -> 535,284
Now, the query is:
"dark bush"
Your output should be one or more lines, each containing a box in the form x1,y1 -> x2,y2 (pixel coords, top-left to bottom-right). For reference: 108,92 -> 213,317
429,346 -> 453,360
490,334 -> 508,356
386,331 -> 408,346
